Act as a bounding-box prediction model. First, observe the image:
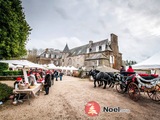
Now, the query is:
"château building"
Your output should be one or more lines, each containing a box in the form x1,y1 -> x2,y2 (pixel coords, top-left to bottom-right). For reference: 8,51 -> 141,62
37,33 -> 122,70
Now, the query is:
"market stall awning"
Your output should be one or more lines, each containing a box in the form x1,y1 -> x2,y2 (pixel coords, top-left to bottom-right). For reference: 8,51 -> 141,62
132,51 -> 160,70
0,60 -> 47,70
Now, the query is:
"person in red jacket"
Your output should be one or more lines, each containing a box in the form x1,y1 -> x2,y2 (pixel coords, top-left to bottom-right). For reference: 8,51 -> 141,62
127,66 -> 134,72
127,66 -> 134,76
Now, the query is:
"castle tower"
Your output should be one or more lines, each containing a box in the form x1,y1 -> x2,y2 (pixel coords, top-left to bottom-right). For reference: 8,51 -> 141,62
110,33 -> 121,69
62,44 -> 70,66
63,44 -> 70,53
110,33 -> 119,54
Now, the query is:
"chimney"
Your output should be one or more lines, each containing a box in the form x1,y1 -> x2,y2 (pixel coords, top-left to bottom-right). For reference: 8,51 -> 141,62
110,33 -> 119,54
45,48 -> 48,53
89,40 -> 93,46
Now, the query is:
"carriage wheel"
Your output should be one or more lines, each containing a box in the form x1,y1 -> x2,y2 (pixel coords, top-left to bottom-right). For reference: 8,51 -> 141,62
147,85 -> 160,101
128,82 -> 140,101
116,83 -> 126,93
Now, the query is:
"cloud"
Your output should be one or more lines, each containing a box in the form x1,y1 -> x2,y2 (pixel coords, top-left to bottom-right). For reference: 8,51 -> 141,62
54,7 -> 69,19
26,37 -> 83,51
22,0 -> 160,63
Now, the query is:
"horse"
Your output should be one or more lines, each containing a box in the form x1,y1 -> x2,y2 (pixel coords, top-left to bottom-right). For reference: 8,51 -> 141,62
89,69 -> 111,89
106,72 -> 122,88
88,69 -> 101,86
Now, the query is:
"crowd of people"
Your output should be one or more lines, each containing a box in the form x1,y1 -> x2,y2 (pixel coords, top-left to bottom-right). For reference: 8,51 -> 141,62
28,69 -> 64,95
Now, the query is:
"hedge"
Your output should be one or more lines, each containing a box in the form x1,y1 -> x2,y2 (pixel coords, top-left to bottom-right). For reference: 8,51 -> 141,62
0,70 -> 23,76
0,83 -> 13,101
0,63 -> 8,72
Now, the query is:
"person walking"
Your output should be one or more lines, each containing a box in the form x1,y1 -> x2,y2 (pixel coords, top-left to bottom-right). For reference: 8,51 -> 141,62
51,70 -> 55,85
54,70 -> 59,81
59,71 -> 64,81
44,72 -> 51,95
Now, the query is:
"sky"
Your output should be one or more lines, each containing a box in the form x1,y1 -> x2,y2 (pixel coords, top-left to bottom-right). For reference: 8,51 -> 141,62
21,0 -> 160,63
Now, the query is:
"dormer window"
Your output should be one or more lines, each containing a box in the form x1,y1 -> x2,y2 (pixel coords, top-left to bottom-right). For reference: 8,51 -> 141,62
45,54 -> 49,58
106,45 -> 108,49
89,48 -> 92,52
49,54 -> 51,58
99,46 -> 102,51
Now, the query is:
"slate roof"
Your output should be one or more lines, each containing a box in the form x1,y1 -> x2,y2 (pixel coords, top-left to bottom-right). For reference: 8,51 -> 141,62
85,53 -> 107,61
67,39 -> 112,57
63,44 -> 70,53
69,44 -> 88,56
38,48 -> 62,58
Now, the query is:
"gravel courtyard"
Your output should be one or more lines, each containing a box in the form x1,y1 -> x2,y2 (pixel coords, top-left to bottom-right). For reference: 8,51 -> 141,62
0,76 -> 160,120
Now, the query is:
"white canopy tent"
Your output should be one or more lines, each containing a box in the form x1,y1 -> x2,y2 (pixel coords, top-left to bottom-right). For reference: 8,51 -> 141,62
0,60 -> 47,83
0,60 -> 47,70
47,63 -> 57,69
9,63 -> 17,69
70,66 -> 78,71
47,65 -> 78,71
132,51 -> 160,70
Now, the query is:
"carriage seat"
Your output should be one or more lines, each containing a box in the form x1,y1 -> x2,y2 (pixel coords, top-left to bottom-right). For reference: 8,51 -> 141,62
139,74 -> 158,80
138,73 -> 159,83
120,72 -> 136,76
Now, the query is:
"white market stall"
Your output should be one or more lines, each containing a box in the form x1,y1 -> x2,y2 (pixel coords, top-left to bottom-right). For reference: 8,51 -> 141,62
0,60 -> 47,104
47,63 -> 57,69
0,60 -> 47,83
47,64 -> 78,75
132,51 -> 160,74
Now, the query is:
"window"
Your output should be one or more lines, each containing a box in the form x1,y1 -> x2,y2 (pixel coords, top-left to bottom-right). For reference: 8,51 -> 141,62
54,55 -> 56,58
110,55 -> 114,64
68,58 -> 72,65
106,45 -> 108,49
99,60 -> 102,65
99,46 -> 102,51
56,61 -> 58,65
89,48 -> 92,52
45,54 -> 49,58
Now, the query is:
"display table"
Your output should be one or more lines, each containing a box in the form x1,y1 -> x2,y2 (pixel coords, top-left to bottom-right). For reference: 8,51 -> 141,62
13,83 -> 42,105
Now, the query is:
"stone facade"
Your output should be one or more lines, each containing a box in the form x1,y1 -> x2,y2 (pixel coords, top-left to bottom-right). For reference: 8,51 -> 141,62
36,48 -> 62,66
37,33 -> 122,70
61,33 -> 122,70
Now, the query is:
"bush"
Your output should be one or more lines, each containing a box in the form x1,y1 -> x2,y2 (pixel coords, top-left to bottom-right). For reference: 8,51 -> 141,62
0,70 -> 23,76
0,83 -> 13,101
0,63 -> 8,72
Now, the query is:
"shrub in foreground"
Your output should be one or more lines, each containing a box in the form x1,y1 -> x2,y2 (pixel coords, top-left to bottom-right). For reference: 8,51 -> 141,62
0,83 -> 13,101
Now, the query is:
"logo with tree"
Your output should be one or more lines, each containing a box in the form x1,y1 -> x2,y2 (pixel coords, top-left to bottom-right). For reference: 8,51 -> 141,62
85,101 -> 100,117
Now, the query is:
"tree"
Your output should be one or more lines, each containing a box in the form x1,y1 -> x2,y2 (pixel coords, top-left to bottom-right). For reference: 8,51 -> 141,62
27,48 -> 38,63
0,0 -> 31,59
26,48 -> 45,63
124,60 -> 137,66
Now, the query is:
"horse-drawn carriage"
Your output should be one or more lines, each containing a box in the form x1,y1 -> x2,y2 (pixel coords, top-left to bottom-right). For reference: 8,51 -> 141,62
116,72 -> 160,101
89,69 -> 160,101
